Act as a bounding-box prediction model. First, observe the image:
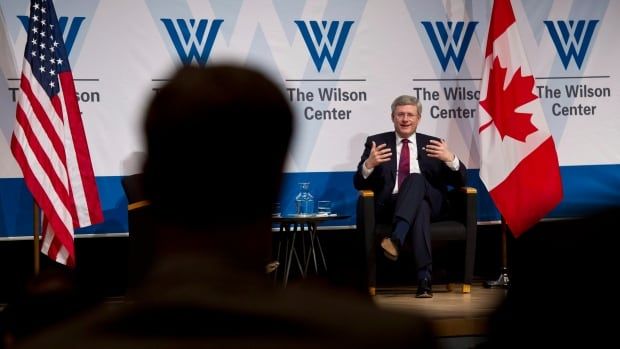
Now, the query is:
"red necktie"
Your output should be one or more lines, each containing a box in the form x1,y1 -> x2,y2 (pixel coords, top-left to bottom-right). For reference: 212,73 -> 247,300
398,139 -> 410,189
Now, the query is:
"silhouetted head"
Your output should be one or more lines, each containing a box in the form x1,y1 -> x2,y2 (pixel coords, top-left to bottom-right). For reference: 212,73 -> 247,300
143,65 -> 293,231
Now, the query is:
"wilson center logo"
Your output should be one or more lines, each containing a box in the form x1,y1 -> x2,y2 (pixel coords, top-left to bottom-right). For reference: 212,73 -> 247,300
161,18 -> 223,66
295,20 -> 354,72
544,20 -> 599,69
421,21 -> 478,72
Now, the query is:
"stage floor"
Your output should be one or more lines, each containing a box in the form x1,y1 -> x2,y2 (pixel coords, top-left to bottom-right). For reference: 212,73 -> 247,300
373,282 -> 507,337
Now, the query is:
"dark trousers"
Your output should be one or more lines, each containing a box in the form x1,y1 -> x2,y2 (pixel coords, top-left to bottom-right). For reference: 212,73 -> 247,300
379,173 -> 442,279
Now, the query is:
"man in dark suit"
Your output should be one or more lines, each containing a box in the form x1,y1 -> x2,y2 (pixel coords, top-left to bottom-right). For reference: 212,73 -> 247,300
13,68 -> 437,349
354,95 -> 466,298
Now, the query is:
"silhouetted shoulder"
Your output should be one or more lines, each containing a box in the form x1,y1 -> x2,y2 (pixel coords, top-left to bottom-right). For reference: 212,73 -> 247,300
15,258 -> 436,349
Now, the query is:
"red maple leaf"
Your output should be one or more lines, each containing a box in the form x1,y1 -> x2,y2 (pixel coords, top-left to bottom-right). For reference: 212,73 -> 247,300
479,57 -> 538,142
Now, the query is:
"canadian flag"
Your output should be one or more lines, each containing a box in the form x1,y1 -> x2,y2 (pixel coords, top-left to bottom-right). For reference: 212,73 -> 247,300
478,0 -> 563,237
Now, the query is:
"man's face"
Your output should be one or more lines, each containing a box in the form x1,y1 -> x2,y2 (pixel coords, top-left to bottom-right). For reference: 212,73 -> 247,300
391,104 -> 420,138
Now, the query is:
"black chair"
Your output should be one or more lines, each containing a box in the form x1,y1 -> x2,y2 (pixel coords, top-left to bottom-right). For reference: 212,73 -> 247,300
121,173 -> 153,288
356,187 -> 477,295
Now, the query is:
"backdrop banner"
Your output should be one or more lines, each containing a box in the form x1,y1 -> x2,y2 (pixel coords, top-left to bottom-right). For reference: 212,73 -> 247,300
1,0 -> 618,237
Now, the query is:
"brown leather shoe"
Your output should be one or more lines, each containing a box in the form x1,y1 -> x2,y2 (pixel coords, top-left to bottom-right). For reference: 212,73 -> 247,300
381,237 -> 399,261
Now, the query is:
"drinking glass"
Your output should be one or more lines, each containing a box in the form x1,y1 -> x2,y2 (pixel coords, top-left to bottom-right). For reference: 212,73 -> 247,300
317,200 -> 332,215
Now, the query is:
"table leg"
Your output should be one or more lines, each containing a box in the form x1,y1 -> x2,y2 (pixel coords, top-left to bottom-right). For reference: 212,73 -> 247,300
304,222 -> 328,275
281,223 -> 305,287
315,233 -> 327,271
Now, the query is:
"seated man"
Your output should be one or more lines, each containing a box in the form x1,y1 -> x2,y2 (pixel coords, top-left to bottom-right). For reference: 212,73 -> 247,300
354,95 -> 466,298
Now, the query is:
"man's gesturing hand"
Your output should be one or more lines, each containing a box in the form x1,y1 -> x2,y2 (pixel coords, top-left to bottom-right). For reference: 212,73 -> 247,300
365,141 -> 392,169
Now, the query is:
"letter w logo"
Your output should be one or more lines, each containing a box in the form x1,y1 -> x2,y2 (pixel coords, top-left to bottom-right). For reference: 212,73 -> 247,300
295,20 -> 354,72
161,18 -> 223,66
421,21 -> 478,72
18,16 -> 84,57
544,20 -> 598,69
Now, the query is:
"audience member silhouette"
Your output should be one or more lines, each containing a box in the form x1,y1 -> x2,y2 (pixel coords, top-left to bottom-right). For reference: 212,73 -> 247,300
13,64 -> 437,349
0,265 -> 96,349
478,207 -> 618,348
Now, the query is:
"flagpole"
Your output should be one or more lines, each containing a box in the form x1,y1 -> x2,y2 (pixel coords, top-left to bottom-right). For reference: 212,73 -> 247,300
484,216 -> 510,288
33,202 -> 40,275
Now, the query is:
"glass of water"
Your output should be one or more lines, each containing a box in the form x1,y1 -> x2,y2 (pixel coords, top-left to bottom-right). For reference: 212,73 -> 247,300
317,200 -> 332,215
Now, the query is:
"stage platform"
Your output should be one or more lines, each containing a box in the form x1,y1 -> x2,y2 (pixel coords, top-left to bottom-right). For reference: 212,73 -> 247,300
374,282 -> 506,343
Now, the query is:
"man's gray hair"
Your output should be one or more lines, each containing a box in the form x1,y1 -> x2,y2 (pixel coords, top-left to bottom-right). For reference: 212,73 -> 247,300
390,95 -> 422,116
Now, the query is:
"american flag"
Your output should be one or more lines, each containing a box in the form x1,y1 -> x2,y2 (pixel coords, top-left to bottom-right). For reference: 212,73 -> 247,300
11,0 -> 103,266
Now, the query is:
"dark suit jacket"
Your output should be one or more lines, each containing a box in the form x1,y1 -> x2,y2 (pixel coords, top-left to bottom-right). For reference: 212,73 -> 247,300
353,131 -> 467,219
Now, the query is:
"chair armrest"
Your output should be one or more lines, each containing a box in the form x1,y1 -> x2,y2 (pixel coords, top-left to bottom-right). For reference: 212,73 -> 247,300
357,190 -> 376,255
461,186 -> 477,236
359,190 -> 375,197
128,200 -> 151,211
461,187 -> 477,285
122,174 -> 152,211
445,186 -> 475,224
357,190 -> 377,290
461,187 -> 478,194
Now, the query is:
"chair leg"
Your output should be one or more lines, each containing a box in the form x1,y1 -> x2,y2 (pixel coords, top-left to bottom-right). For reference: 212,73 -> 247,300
447,283 -> 471,294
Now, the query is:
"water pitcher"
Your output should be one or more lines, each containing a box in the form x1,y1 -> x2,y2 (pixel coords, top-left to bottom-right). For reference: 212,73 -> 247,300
295,182 -> 314,215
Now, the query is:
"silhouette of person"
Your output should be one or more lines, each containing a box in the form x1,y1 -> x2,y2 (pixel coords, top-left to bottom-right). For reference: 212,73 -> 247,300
13,65 -> 437,348
0,265 -> 97,349
478,207 -> 618,348
354,95 -> 467,298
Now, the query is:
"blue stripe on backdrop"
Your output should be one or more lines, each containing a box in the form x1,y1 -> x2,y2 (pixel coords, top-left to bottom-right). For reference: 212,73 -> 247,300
280,171 -> 498,224
469,164 -> 620,221
551,164 -> 620,217
0,178 -> 33,237
279,164 -> 620,224
0,176 -> 128,238
1,164 -> 618,237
